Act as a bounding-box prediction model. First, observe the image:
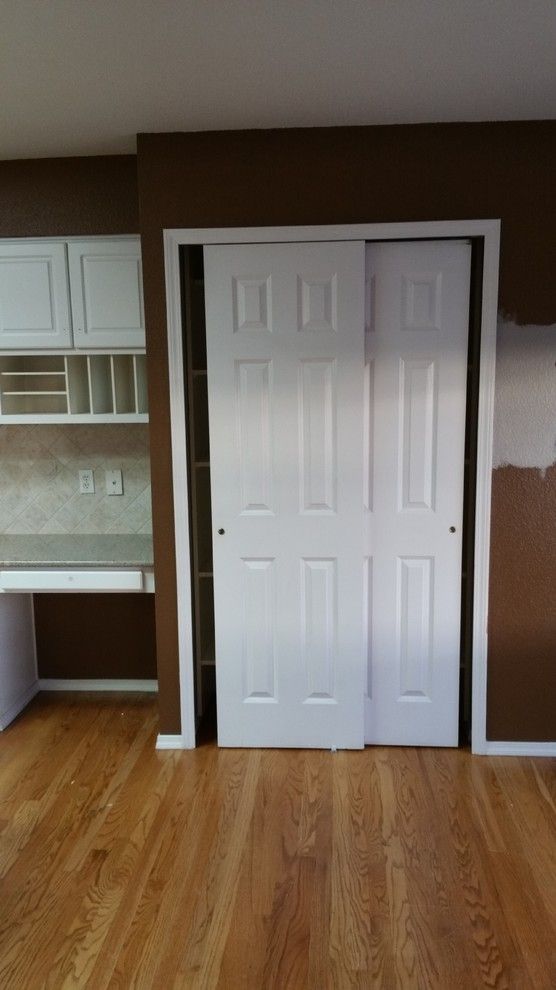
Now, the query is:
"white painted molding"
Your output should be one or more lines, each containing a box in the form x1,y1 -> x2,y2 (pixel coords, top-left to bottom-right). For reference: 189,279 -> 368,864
38,678 -> 158,692
471,221 -> 501,755
485,741 -> 556,757
155,733 -> 193,750
163,230 -> 198,749
0,235 -> 138,244
164,220 -> 501,753
164,221 -> 500,245
0,414 -> 148,425
0,680 -> 39,730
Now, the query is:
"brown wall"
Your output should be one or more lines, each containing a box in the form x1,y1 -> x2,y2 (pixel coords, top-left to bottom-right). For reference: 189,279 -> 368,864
0,155 -> 158,682
35,593 -> 157,679
487,466 -> 556,740
0,156 -> 139,237
137,122 -> 556,738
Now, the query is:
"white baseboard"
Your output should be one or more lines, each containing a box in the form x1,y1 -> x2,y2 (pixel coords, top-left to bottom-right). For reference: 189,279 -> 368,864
156,733 -> 193,750
38,678 -> 158,693
485,740 -> 556,757
0,680 -> 40,730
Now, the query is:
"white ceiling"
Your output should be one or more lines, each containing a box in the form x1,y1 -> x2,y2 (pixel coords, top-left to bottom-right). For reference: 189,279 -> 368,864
1,0 -> 555,160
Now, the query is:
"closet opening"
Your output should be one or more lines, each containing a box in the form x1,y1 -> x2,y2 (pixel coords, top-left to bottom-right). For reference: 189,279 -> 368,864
180,245 -> 216,738
459,237 -> 484,745
179,237 -> 485,747
162,220 -> 500,754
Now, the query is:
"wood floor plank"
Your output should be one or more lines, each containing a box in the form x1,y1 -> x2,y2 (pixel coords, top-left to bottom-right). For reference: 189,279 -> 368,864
105,746 -> 217,989
44,735 -> 177,987
0,695 -> 554,990
216,750 -> 307,990
383,748 -> 474,989
0,696 -> 155,989
421,748 -> 540,990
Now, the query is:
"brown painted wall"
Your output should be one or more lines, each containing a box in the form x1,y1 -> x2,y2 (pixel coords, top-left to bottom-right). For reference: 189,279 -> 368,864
35,594 -> 157,679
487,467 -> 556,740
0,155 -> 157,682
137,122 -> 555,738
0,156 -> 139,236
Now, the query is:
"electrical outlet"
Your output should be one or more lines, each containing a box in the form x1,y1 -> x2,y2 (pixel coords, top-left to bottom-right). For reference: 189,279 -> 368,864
79,469 -> 95,494
105,469 -> 123,496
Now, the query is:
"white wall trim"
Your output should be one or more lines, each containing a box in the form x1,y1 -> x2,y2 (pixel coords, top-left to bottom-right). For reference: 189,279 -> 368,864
0,680 -> 39,730
155,733 -> 191,750
164,221 -> 499,245
164,233 -> 198,750
38,678 -> 158,692
484,741 -> 556,757
164,220 -> 501,754
470,224 -> 501,754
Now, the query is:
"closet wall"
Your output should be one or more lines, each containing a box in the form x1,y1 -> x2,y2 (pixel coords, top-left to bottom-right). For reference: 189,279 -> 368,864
0,155 -> 157,680
137,121 -> 556,739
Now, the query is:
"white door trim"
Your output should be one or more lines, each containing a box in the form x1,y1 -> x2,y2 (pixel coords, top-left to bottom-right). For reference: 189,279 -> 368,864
163,220 -> 501,752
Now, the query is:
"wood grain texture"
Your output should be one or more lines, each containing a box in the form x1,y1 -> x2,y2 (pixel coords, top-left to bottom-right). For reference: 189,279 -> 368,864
0,694 -> 554,989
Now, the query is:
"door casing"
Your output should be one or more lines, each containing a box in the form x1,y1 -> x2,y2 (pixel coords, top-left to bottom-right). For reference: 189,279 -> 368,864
161,221 -> 501,755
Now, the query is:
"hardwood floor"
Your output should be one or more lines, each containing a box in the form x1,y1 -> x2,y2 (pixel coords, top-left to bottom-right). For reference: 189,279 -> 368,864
0,693 -> 554,989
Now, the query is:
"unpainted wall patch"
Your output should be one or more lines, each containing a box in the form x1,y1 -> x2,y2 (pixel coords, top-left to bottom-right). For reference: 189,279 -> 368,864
493,318 -> 556,472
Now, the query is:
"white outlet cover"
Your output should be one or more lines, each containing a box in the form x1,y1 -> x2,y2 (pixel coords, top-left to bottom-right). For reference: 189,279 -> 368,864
79,469 -> 95,494
105,469 -> 123,496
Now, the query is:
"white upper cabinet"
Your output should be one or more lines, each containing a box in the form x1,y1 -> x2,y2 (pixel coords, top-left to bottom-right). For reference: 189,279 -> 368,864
0,237 -> 145,351
68,239 -> 145,349
0,241 -> 72,349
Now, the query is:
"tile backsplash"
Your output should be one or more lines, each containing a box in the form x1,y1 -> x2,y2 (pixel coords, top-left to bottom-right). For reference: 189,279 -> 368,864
0,425 -> 152,535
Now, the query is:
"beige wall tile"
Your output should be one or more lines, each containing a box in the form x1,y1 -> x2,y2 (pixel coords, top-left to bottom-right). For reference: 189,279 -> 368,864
0,425 -> 152,535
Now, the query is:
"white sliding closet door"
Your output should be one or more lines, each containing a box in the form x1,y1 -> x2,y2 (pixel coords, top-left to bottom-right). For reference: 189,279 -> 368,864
204,242 -> 365,748
364,241 -> 471,746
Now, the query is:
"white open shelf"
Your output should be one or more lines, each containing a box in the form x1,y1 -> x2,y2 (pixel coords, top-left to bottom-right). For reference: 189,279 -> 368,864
0,353 -> 148,422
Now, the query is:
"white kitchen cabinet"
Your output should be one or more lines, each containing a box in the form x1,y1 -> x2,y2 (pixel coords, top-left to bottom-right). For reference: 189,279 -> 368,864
0,237 -> 144,352
0,241 -> 72,349
0,352 -> 148,422
68,239 -> 145,349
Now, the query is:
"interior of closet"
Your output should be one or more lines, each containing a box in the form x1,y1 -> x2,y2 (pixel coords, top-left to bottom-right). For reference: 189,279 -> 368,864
181,246 -> 216,722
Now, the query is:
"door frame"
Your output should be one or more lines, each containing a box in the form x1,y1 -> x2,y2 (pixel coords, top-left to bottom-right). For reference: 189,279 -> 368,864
162,220 -> 500,753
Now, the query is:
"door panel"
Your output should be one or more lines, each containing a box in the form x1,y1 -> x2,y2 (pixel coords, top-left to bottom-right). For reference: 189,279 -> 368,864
299,359 -> 336,512
236,360 -> 273,513
364,240 -> 471,746
204,241 -> 365,748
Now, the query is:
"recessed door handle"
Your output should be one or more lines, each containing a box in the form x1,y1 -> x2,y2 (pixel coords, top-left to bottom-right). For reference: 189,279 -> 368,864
449,526 -> 456,533
218,528 -> 225,535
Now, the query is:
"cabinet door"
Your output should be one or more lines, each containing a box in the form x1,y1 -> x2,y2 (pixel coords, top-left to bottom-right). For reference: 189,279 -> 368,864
0,241 -> 71,349
68,239 -> 145,349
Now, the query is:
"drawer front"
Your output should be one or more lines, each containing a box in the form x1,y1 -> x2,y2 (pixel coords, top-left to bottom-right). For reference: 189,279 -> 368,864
0,570 -> 144,592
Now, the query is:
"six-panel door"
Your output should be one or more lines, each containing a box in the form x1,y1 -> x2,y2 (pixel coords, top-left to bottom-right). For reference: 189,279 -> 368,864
204,241 -> 366,749
364,241 -> 471,746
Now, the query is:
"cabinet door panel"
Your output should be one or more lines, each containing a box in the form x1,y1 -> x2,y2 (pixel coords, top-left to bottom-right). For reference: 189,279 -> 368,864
0,242 -> 71,349
69,239 -> 145,349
